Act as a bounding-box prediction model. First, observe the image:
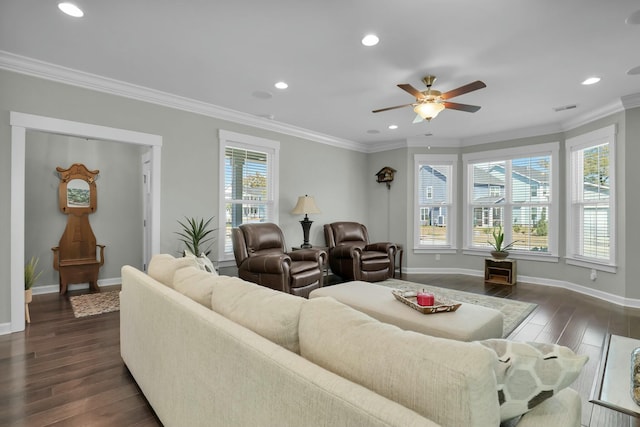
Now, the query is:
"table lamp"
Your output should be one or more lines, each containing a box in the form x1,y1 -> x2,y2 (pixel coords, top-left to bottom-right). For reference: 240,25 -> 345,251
291,195 -> 321,248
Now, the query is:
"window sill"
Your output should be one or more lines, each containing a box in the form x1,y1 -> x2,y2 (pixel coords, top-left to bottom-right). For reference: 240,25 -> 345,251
462,249 -> 559,263
565,257 -> 617,273
413,248 -> 457,254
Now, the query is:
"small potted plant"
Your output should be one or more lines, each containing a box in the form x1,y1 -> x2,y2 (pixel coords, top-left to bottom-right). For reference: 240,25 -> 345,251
488,225 -> 517,259
175,216 -> 216,272
24,256 -> 42,323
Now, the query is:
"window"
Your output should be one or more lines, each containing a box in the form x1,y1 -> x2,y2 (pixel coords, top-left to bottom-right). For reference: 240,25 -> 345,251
414,154 -> 457,249
566,125 -> 616,270
218,130 -> 279,261
463,142 -> 559,257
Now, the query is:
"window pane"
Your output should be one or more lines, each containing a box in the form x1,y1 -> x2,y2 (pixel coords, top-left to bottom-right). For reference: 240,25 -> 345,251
419,165 -> 450,203
511,156 -> 551,203
224,201 -> 270,253
581,205 -> 610,258
225,147 -> 268,203
511,206 -> 549,252
472,207 -> 504,247
582,144 -> 609,202
472,161 -> 505,204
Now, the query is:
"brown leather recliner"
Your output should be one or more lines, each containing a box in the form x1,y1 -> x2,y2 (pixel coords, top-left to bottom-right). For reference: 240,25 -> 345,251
231,223 -> 326,298
324,222 -> 396,282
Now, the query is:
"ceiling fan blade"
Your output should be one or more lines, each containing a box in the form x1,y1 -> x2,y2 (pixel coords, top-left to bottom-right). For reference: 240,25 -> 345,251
443,101 -> 481,113
398,84 -> 426,99
412,114 -> 424,124
441,80 -> 486,100
372,103 -> 413,113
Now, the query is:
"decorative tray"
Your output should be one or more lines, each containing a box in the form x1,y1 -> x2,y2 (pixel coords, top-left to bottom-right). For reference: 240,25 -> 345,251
391,289 -> 462,314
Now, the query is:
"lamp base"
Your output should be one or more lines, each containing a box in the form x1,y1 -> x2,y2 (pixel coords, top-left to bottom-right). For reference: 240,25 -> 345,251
300,216 -> 313,249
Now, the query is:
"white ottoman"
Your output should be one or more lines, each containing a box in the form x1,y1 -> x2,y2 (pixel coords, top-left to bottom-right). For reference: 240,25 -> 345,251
309,281 -> 503,341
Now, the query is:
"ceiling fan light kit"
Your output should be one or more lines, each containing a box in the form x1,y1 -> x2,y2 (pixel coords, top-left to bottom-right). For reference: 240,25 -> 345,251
373,75 -> 486,123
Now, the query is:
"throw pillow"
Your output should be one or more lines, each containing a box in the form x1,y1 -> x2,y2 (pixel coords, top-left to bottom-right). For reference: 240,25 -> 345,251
183,249 -> 218,275
478,339 -> 588,421
148,253 -> 201,288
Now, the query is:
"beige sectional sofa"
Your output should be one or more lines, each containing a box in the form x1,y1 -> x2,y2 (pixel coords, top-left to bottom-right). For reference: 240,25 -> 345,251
120,254 -> 583,427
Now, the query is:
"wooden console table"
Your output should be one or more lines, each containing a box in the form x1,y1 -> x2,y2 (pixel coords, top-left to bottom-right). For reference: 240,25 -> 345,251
484,258 -> 517,286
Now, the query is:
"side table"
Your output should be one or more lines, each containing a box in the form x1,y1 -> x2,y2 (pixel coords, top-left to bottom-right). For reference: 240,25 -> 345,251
591,334 -> 640,421
394,244 -> 404,278
484,258 -> 517,286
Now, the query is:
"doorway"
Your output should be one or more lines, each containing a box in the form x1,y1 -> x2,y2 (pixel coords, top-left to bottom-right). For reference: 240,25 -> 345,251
9,112 -> 162,332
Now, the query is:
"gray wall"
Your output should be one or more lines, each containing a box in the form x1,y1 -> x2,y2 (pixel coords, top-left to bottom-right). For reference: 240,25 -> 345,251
24,131 -> 144,288
1,67 -> 639,326
0,68 -> 369,324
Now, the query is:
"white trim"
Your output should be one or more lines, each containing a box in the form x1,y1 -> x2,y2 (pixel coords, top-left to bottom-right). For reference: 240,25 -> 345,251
462,142 -> 559,256
0,323 -> 11,335
565,124 -> 616,267
9,112 -> 162,333
413,154 -> 458,250
30,277 -> 122,296
218,130 -> 280,262
0,51 -> 364,152
402,268 -> 640,309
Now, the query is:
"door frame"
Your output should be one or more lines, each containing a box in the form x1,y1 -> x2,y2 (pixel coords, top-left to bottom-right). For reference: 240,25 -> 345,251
9,112 -> 162,332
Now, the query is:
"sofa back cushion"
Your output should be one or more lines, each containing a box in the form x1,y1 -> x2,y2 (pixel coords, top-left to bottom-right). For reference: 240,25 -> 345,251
173,266 -> 217,309
210,277 -> 305,354
148,254 -> 200,288
298,297 -> 501,427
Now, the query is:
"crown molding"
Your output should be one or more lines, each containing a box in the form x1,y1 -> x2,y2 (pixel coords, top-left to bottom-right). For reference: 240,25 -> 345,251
561,98 -> 625,132
621,92 -> 640,109
460,123 -> 563,147
0,51 -> 368,152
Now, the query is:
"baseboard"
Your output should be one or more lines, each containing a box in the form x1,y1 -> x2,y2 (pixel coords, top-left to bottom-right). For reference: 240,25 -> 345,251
403,267 -> 640,308
31,277 -> 122,295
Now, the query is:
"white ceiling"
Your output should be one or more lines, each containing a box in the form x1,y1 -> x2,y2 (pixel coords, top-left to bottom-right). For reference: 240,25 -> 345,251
2,0 -> 640,148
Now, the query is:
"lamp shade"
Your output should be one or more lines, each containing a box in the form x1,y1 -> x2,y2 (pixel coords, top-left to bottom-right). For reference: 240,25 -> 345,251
291,195 -> 321,215
414,102 -> 445,121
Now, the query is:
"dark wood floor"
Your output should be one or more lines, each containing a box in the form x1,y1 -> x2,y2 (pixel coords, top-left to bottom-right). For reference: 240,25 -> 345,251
1,274 -> 639,427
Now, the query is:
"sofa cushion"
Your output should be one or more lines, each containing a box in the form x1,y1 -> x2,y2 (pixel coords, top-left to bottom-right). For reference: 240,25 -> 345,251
478,339 -> 588,422
210,277 -> 305,354
299,296 -> 501,427
148,253 -> 200,288
173,266 -> 217,309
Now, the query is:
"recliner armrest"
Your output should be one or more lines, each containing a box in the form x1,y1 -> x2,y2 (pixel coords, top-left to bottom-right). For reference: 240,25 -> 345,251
243,254 -> 291,274
288,248 -> 327,265
331,245 -> 360,259
364,242 -> 397,254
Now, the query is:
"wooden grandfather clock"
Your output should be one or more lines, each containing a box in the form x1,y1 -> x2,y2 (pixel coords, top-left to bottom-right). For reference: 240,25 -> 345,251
52,163 -> 105,294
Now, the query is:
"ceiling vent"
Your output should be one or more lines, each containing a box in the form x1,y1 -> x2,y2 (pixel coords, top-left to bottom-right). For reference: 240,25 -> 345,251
553,104 -> 577,112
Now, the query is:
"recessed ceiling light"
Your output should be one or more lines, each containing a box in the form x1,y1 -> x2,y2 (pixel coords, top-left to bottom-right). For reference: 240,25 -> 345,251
361,34 -> 379,47
582,77 -> 601,85
388,125 -> 398,130
627,65 -> 640,76
58,2 -> 84,17
274,81 -> 288,89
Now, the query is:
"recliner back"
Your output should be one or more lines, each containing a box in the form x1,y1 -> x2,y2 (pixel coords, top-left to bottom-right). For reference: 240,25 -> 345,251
327,222 -> 369,247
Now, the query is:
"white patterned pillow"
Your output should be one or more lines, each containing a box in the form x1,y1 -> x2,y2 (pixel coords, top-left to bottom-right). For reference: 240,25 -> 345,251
183,249 -> 217,275
479,339 -> 588,421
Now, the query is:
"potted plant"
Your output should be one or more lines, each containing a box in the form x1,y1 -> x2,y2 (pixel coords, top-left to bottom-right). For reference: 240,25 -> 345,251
176,217 -> 217,273
24,256 -> 42,323
488,225 -> 517,259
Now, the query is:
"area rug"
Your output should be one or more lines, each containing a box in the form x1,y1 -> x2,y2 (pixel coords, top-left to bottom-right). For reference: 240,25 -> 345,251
70,291 -> 120,318
378,278 -> 537,338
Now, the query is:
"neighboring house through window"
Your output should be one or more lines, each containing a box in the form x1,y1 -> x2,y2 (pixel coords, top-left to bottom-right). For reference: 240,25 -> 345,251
566,125 -> 616,271
218,130 -> 279,262
414,154 -> 457,250
463,142 -> 559,258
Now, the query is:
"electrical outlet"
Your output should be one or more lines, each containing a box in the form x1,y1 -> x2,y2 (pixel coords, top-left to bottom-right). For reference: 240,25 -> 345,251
590,269 -> 597,281
435,254 -> 441,261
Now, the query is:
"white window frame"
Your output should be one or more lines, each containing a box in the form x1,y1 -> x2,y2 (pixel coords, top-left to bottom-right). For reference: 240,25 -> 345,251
462,142 -> 559,261
414,154 -> 457,252
565,125 -> 616,272
218,130 -> 280,263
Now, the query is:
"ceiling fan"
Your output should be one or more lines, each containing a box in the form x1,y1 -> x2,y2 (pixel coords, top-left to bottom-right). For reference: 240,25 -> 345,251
372,75 -> 486,122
